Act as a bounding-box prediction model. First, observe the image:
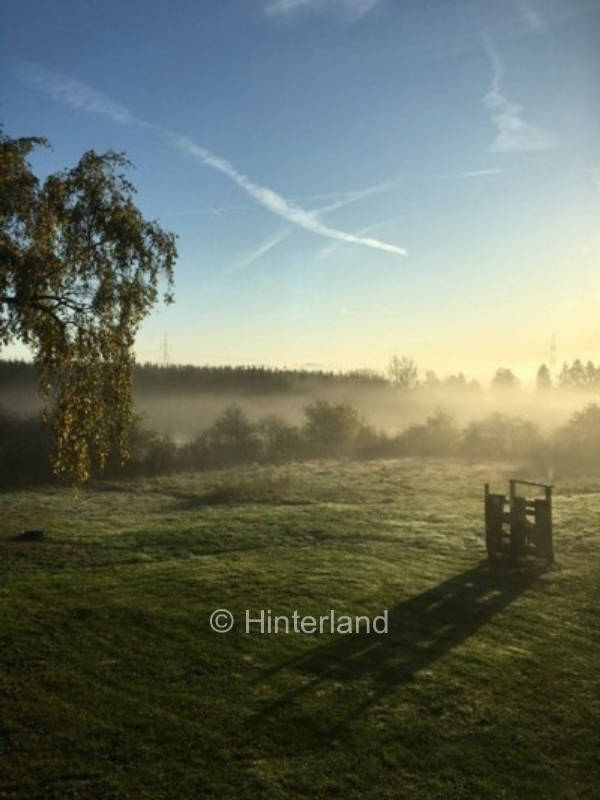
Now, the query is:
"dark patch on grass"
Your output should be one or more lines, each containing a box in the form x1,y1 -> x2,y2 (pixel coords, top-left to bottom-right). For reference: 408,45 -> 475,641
10,529 -> 45,542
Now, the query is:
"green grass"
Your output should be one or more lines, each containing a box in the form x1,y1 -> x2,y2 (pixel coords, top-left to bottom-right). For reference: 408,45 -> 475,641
1,459 -> 599,798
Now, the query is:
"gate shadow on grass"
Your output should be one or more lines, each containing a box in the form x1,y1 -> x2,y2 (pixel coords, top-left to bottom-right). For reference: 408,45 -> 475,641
250,561 -> 546,745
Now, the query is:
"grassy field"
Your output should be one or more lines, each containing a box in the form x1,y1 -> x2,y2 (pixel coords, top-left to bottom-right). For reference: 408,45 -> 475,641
1,459 -> 599,799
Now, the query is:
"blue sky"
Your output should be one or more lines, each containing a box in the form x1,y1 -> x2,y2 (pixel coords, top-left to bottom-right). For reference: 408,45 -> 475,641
2,0 -> 599,379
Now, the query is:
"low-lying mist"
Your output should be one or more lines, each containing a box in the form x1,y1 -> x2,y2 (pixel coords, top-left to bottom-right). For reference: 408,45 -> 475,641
134,385 -> 594,445
2,359 -> 600,486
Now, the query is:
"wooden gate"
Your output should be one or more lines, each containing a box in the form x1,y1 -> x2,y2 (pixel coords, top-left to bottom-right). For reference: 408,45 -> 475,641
484,479 -> 554,562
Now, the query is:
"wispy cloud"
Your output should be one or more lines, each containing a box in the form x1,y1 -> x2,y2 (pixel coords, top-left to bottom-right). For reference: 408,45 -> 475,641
265,0 -> 378,22
265,0 -> 313,15
522,7 -> 545,31
513,1 -> 545,32
436,167 -> 508,179
482,38 -> 557,153
208,205 -> 250,216
14,61 -> 153,128
16,60 -> 406,258
460,167 -> 507,177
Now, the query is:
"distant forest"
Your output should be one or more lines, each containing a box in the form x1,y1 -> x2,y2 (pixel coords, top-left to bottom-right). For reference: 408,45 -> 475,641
2,357 -> 600,396
0,359 -> 389,396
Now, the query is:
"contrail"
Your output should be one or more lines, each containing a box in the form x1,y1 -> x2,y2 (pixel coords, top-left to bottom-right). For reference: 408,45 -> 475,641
235,181 -> 402,270
228,227 -> 293,273
317,215 -> 402,259
174,135 -> 406,255
13,61 -> 406,257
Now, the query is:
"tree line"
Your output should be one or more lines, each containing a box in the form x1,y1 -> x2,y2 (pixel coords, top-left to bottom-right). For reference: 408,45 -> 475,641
2,357 -> 600,399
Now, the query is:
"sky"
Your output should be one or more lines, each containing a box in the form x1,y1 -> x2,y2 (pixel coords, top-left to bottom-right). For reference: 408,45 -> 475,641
2,0 -> 600,381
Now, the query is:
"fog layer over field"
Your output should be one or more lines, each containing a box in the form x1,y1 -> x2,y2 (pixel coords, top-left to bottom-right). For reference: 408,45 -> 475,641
135,385 -> 597,444
2,359 -> 600,486
2,360 -> 600,444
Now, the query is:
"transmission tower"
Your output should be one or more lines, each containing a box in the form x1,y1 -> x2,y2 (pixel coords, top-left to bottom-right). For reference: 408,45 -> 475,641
549,333 -> 557,372
161,332 -> 170,366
